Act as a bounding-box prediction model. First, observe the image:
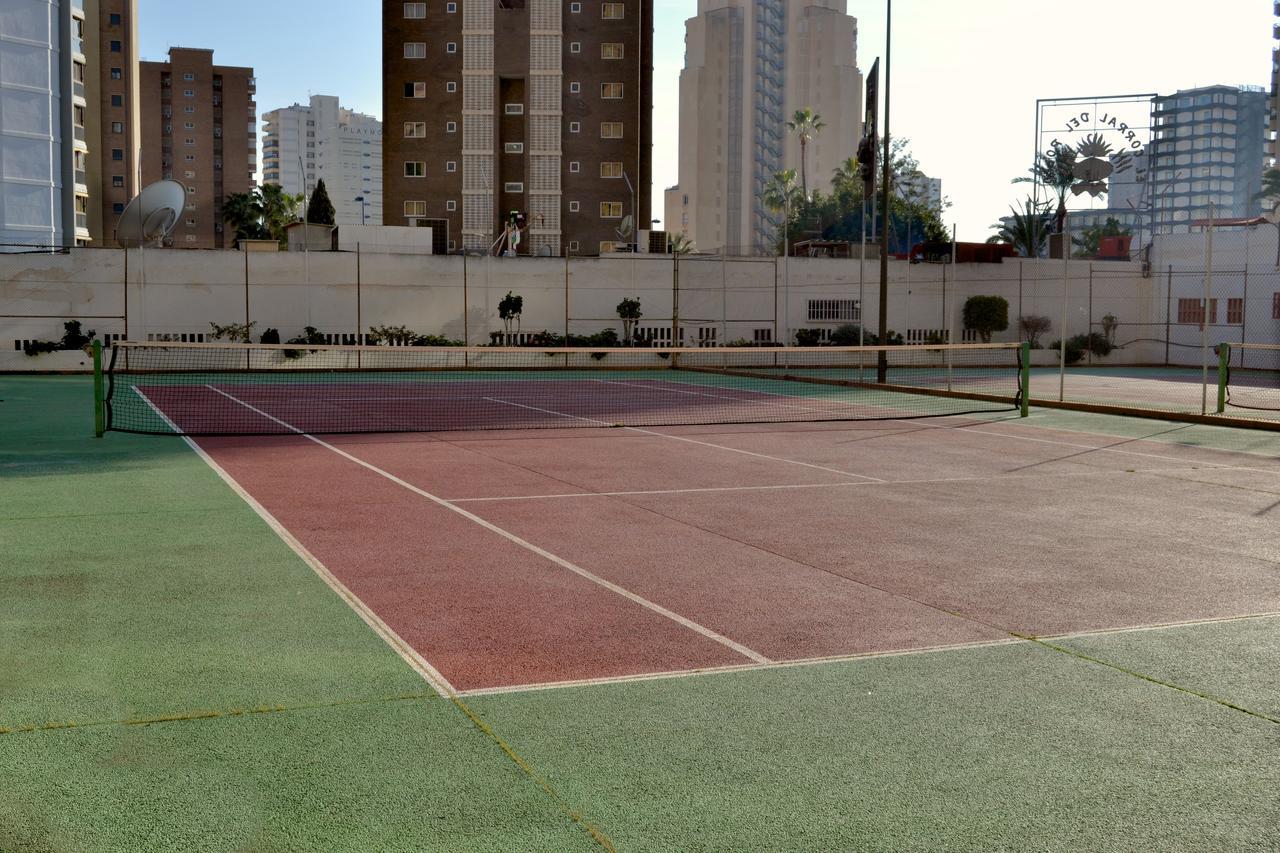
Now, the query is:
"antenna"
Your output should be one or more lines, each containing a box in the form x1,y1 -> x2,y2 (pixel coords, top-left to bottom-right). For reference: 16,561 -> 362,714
115,180 -> 186,248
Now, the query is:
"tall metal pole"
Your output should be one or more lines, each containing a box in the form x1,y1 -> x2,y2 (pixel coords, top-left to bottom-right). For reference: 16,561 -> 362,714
947,223 -> 956,390
783,192 -> 790,345
859,198 -> 866,349
876,0 -> 892,382
1059,211 -> 1068,401
1202,203 -> 1214,414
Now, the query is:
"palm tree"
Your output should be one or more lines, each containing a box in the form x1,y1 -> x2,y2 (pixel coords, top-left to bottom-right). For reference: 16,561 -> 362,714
668,233 -> 695,255
990,199 -> 1052,258
1256,168 -> 1280,214
1013,142 -> 1076,234
222,191 -> 269,245
260,184 -> 303,245
786,108 -> 825,198
763,169 -> 802,256
831,156 -> 861,201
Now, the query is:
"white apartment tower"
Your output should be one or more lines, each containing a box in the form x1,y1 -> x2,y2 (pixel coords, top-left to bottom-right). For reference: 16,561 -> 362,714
1,0 -> 81,248
668,0 -> 862,255
262,95 -> 382,226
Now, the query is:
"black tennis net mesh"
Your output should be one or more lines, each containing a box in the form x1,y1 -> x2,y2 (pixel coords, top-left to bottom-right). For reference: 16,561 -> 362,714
105,342 -> 1025,436
1224,343 -> 1280,413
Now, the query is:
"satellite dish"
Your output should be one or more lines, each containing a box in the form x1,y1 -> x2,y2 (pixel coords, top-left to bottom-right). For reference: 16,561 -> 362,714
537,244 -> 552,257
116,180 -> 186,248
616,214 -> 634,240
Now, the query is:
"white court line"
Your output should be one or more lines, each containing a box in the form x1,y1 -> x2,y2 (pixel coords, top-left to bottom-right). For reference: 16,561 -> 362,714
203,385 -> 771,665
484,397 -> 886,483
458,637 -> 1024,697
444,464 -> 1260,504
132,387 -> 457,698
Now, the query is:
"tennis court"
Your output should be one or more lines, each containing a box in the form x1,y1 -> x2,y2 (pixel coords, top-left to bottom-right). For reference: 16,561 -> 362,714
4,347 -> 1280,850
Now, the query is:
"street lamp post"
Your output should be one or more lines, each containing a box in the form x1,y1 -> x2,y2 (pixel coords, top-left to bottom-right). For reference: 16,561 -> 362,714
622,169 -> 636,251
876,0 -> 893,382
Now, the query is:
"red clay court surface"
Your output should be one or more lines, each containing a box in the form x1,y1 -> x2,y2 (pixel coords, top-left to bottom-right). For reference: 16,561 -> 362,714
138,383 -> 1280,697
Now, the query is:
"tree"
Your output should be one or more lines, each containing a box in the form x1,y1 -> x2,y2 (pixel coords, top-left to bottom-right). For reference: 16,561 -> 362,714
989,199 -> 1052,258
668,233 -> 695,255
1018,315 -> 1051,349
962,296 -> 1009,344
616,297 -> 642,344
260,184 -> 303,245
1074,216 -> 1130,258
498,291 -> 523,345
222,191 -> 269,245
786,108 -> 825,199
762,170 -> 802,255
1256,168 -> 1280,214
1013,142 -> 1077,234
306,179 -> 336,226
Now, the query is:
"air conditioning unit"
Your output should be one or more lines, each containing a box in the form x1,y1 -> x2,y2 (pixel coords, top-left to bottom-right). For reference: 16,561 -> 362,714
645,230 -> 669,254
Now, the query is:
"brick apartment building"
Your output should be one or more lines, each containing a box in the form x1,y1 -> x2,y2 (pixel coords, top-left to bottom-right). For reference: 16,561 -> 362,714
140,48 -> 256,248
383,0 -> 653,256
89,0 -> 141,245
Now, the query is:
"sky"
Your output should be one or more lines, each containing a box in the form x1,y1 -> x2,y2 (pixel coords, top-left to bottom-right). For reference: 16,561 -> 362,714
139,0 -> 1274,241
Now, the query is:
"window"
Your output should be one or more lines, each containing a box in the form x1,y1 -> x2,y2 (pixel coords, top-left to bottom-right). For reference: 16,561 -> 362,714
505,103 -> 524,115
446,81 -> 457,93
404,121 -> 426,137
569,201 -> 580,212
405,161 -> 425,177
599,241 -> 618,253
184,170 -> 195,178
184,105 -> 195,113
753,328 -> 773,343
111,94 -> 122,107
600,201 -> 622,218
568,121 -> 580,133
185,219 -> 197,226
109,13 -> 121,25
112,202 -> 125,213
600,161 -> 623,178
569,240 -> 580,252
404,2 -> 426,17
1177,298 -> 1217,325
600,82 -> 623,99
570,2 -> 581,11
112,148 -> 123,161
1227,298 -> 1243,325
447,2 -> 457,10
111,121 -> 123,133
446,42 -> 457,53
405,82 -> 426,98
600,122 -> 623,138
446,200 -> 457,211
110,40 -> 121,52
183,72 -> 194,81
112,175 -> 124,187
1273,293 -> 1280,320
183,89 -> 194,97
601,43 -> 624,59
446,161 -> 457,172
569,82 -> 581,94
404,200 -> 427,217
186,186 -> 196,194
570,42 -> 581,53
504,142 -> 524,153
569,161 -> 580,172
808,299 -> 860,322
110,67 -> 122,80
602,2 -> 624,19
404,42 -> 426,59
184,122 -> 194,130
504,182 -> 524,193
446,121 -> 457,133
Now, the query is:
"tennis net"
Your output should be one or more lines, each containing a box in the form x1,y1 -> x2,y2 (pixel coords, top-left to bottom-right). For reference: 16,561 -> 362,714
1223,343 -> 1280,414
103,341 -> 1027,436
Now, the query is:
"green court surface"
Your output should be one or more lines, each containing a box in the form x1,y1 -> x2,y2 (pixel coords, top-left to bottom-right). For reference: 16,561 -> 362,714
4,375 -> 1280,851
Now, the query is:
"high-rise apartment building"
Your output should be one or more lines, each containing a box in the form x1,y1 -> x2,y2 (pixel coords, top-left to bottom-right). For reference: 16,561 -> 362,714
668,0 -> 862,255
899,172 -> 942,213
1149,84 -> 1268,228
140,48 -> 256,248
0,0 -> 139,250
1268,1 -> 1278,167
90,0 -> 140,244
263,95 -> 383,226
383,0 -> 653,256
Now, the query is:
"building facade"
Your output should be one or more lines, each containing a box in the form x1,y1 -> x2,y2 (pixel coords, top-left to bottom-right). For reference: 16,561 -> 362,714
1150,85 -> 1268,230
383,0 -> 653,256
668,0 -> 862,255
263,95 -> 382,226
140,48 -> 255,248
1269,1 -> 1278,168
899,172 -> 942,212
87,0 -> 140,245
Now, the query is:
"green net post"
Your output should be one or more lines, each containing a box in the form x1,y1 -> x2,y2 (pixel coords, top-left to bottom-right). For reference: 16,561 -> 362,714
1019,341 -> 1031,418
92,339 -> 105,438
1216,342 -> 1230,414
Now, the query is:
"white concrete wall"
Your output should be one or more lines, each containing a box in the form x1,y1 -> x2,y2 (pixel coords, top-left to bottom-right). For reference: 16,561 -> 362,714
3,237 -> 1278,371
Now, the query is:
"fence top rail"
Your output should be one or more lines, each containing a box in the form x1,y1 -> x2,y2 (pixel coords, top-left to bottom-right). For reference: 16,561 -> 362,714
111,341 -> 1025,356
1231,343 -> 1280,352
